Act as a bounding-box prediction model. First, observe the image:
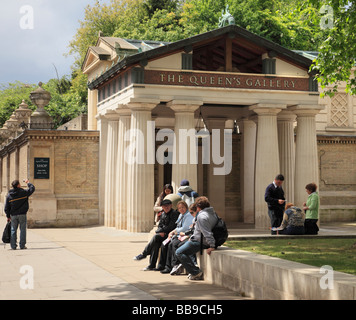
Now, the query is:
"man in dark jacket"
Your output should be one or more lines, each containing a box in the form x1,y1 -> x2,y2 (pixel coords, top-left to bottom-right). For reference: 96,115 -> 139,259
264,174 -> 285,232
133,199 -> 179,271
5,179 -> 35,250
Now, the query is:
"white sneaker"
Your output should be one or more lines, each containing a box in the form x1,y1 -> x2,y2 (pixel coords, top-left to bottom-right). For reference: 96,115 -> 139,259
170,264 -> 183,275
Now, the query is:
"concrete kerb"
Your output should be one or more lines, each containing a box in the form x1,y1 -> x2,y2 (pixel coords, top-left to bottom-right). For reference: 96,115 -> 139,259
199,228 -> 356,300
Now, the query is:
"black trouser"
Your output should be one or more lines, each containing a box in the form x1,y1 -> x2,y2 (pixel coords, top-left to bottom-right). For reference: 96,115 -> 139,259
305,219 -> 319,235
142,234 -> 166,268
163,236 -> 187,270
268,209 -> 283,228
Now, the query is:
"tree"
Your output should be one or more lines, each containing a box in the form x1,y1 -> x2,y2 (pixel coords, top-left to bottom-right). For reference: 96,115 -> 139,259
0,82 -> 36,127
308,0 -> 356,96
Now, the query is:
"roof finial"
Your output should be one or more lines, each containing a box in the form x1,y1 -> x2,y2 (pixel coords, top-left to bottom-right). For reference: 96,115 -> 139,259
218,4 -> 235,28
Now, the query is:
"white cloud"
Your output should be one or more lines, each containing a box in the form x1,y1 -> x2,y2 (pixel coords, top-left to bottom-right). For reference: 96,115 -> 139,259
0,0 -> 108,84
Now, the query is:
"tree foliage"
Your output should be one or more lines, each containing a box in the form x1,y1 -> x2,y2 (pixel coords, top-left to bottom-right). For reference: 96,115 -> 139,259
0,77 -> 87,128
308,0 -> 356,96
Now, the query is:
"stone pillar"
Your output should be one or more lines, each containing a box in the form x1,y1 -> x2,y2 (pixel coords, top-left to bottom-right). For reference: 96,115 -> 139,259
250,104 -> 285,229
277,110 -> 296,204
290,105 -> 323,208
115,106 -> 131,230
239,118 -> 257,224
168,100 -> 202,193
206,118 -> 226,220
96,113 -> 108,225
104,110 -> 119,227
126,99 -> 159,232
88,89 -> 98,131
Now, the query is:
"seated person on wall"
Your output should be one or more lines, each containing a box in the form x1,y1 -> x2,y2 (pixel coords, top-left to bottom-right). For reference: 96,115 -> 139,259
170,203 -> 198,276
177,179 -> 199,206
303,183 -> 320,235
133,199 -> 179,271
272,203 -> 305,235
153,184 -> 173,223
175,196 -> 218,281
160,201 -> 194,274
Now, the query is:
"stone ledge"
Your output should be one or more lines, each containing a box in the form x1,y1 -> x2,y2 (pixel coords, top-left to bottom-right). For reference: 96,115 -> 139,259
198,247 -> 356,300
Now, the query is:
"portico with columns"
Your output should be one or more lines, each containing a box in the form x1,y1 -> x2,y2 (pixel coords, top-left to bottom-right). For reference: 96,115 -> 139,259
83,25 -> 324,232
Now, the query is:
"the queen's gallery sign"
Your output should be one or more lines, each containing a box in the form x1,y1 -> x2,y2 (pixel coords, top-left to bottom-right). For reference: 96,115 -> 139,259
144,70 -> 310,91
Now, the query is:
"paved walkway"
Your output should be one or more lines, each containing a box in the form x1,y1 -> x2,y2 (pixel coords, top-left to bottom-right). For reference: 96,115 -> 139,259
0,216 -> 245,300
1,215 -> 355,300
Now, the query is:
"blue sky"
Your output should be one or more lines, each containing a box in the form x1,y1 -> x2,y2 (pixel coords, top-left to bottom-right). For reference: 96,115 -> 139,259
0,0 -> 110,85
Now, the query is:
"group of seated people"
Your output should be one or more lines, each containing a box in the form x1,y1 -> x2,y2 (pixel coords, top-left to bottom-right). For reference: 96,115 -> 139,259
272,183 -> 320,235
134,180 -> 216,281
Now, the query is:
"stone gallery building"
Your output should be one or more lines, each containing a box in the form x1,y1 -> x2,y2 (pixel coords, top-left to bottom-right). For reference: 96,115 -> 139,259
82,24 -> 355,232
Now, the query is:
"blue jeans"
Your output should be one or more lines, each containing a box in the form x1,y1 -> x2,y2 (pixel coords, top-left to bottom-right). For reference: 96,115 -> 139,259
175,240 -> 201,276
10,214 -> 27,249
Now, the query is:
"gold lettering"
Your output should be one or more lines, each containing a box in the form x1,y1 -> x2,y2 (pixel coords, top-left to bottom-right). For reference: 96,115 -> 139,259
210,76 -> 215,85
284,80 -> 289,88
200,76 -> 207,84
290,80 -> 295,88
276,80 -> 281,88
246,79 -> 253,86
218,77 -> 223,85
178,75 -> 183,83
269,79 -> 274,88
255,79 -> 261,87
160,73 -> 165,82
226,77 -> 232,85
263,79 -> 267,87
190,76 -> 199,85
168,74 -> 175,82
235,78 -> 241,85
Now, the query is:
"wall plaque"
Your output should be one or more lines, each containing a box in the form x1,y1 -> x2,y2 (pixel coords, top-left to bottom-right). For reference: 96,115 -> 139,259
34,157 -> 50,179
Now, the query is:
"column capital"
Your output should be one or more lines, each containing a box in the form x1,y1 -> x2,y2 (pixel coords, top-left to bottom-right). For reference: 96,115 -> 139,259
104,109 -> 120,120
167,100 -> 203,113
277,110 -> 297,122
127,98 -> 160,111
288,104 -> 324,116
249,103 -> 286,115
115,104 -> 131,117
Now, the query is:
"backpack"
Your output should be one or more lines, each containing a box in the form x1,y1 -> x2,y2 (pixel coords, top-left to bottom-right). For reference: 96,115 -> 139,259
212,215 -> 229,248
181,193 -> 195,207
2,221 -> 11,244
200,213 -> 229,253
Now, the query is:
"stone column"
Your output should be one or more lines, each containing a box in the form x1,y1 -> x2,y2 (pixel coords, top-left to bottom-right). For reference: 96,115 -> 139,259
277,110 -> 296,204
206,118 -> 227,220
250,104 -> 285,229
115,106 -> 131,230
104,110 -> 119,227
95,113 -> 108,225
88,89 -> 98,130
290,105 -> 323,208
167,100 -> 202,193
126,99 -> 159,232
239,118 -> 257,224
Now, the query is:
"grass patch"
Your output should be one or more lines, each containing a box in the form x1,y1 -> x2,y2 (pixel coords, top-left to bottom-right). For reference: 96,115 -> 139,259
225,238 -> 356,276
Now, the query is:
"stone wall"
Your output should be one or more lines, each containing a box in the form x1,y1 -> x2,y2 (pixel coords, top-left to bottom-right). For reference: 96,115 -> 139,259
199,247 -> 356,300
318,135 -> 356,222
0,130 -> 100,228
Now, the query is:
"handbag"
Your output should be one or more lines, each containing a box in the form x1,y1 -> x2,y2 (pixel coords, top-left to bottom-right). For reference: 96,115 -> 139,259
2,221 -> 11,244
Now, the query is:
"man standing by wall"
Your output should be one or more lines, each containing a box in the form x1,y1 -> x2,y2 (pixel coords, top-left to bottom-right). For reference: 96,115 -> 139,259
264,174 -> 285,232
5,179 -> 35,250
